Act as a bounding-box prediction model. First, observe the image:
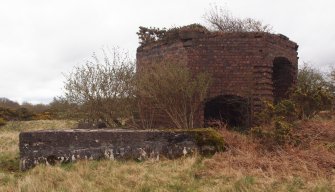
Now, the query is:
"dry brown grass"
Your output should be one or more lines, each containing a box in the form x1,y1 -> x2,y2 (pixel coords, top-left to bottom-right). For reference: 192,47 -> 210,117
0,119 -> 334,191
198,118 -> 335,191
1,120 -> 77,132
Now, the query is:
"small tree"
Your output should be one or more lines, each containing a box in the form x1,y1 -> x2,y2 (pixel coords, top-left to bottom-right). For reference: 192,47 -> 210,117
137,61 -> 211,129
204,5 -> 272,33
290,65 -> 334,119
64,47 -> 136,127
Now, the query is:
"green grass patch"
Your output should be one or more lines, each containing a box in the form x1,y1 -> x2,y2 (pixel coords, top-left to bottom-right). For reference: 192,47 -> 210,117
0,152 -> 20,173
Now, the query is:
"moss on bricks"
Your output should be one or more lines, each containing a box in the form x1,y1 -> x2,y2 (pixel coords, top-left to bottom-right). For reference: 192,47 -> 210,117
191,128 -> 226,153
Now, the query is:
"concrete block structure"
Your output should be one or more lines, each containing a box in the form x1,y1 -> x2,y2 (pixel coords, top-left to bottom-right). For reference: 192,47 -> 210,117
137,27 -> 298,128
19,129 -> 224,170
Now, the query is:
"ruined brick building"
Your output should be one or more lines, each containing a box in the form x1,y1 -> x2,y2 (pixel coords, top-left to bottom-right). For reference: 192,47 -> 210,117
136,26 -> 298,128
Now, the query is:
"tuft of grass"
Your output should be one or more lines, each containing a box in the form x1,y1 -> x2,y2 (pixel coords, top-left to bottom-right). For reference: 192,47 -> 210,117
286,177 -> 305,192
233,175 -> 256,192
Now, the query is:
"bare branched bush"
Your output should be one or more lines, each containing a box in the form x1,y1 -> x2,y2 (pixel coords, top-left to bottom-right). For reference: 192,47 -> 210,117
137,61 -> 211,129
64,47 -> 136,127
204,5 -> 272,32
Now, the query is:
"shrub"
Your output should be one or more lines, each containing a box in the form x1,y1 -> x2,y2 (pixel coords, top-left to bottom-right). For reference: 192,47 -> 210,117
273,118 -> 293,145
204,4 -> 272,32
0,107 -> 16,121
15,108 -> 34,121
290,65 -> 334,119
273,99 -> 298,122
251,117 -> 294,147
251,65 -> 335,146
137,61 -> 211,129
63,47 -> 136,127
252,99 -> 298,146
255,99 -> 298,125
32,112 -> 52,120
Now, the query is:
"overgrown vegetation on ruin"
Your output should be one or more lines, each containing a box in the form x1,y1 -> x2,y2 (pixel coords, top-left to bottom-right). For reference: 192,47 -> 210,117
137,61 -> 211,129
137,24 -> 209,46
204,4 -> 272,32
251,64 -> 334,147
1,63 -> 334,191
136,5 -> 272,46
0,4 -> 334,192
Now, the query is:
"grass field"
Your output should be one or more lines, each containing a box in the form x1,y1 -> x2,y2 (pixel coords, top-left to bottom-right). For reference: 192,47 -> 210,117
0,119 -> 334,192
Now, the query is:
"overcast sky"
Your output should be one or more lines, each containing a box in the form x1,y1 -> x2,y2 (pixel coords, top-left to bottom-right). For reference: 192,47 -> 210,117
0,0 -> 334,104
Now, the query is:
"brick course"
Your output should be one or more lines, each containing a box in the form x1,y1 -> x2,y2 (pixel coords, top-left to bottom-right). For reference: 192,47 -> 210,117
137,30 -> 298,128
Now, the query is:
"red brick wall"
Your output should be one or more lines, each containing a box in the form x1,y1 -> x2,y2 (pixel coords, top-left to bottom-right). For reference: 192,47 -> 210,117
136,31 -> 298,128
136,41 -> 190,128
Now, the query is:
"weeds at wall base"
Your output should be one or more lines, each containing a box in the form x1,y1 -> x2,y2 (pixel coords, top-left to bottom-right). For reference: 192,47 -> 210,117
0,120 -> 335,191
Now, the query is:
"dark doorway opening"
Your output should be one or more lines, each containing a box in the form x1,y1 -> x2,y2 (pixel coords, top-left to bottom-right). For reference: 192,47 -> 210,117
272,57 -> 294,103
204,95 -> 249,129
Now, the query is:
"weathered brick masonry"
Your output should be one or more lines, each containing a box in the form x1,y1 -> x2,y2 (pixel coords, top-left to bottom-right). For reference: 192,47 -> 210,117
137,30 -> 298,128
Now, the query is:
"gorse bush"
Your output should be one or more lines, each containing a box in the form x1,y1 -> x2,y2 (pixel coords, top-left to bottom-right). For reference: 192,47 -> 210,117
252,65 -> 334,146
254,99 -> 298,125
251,120 -> 294,147
291,65 -> 334,119
15,108 -> 34,121
273,118 -> 293,145
0,98 -> 57,122
0,107 -> 35,122
252,100 -> 296,146
0,107 -> 16,121
32,112 -> 52,120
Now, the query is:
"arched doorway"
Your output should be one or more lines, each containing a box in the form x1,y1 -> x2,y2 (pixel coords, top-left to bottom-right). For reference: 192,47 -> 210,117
272,57 -> 294,103
204,95 -> 249,129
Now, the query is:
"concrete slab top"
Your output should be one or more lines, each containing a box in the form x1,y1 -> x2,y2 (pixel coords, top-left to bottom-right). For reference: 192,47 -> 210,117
21,128 -> 165,133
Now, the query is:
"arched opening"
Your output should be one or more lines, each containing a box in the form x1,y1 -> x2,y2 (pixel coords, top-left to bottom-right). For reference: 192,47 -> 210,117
204,95 -> 249,129
272,57 -> 294,103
